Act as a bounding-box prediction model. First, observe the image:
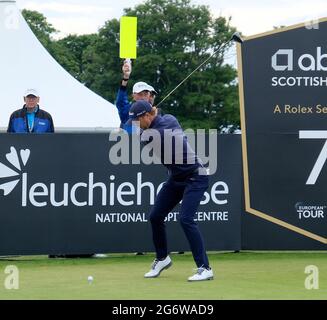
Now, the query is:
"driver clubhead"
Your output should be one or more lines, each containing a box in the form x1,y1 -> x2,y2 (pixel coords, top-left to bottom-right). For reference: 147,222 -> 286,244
231,32 -> 244,44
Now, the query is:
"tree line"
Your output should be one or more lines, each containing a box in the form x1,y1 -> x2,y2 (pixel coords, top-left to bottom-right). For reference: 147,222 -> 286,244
22,0 -> 240,131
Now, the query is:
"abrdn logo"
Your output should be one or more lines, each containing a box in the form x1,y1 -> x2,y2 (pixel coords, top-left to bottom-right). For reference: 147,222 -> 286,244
0,147 -> 229,208
271,47 -> 327,87
272,47 -> 327,71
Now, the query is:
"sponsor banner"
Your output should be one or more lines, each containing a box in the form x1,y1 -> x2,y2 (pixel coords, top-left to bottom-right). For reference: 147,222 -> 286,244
238,20 -> 327,245
0,133 -> 242,255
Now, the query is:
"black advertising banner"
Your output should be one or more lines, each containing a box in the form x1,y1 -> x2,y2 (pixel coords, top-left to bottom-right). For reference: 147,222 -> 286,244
238,19 -> 327,245
0,133 -> 241,255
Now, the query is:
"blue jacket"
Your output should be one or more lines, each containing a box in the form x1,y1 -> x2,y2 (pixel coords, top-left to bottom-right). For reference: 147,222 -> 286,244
115,86 -> 133,133
142,114 -> 203,180
7,105 -> 54,133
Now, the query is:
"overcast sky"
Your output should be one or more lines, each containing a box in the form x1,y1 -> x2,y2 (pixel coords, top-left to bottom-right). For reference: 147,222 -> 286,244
15,0 -> 327,38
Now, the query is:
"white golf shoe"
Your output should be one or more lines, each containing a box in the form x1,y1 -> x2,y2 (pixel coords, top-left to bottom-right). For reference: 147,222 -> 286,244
144,256 -> 172,278
188,267 -> 214,282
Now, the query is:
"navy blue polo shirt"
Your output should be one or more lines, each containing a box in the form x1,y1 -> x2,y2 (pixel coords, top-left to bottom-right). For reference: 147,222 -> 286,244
141,114 -> 203,180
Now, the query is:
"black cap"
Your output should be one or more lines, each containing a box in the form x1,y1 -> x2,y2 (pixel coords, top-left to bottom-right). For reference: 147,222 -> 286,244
128,100 -> 152,120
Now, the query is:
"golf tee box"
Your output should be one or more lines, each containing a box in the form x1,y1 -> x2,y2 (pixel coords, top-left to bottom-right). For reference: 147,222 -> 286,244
120,16 -> 137,59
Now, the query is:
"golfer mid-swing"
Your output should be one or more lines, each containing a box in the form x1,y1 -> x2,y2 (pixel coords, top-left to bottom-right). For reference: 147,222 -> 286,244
127,100 -> 213,282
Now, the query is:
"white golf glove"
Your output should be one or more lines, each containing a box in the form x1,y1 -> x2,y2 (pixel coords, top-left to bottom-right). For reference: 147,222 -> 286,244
122,59 -> 132,79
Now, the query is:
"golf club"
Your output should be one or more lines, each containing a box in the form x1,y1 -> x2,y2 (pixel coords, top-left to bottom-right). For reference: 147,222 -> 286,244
156,32 -> 244,107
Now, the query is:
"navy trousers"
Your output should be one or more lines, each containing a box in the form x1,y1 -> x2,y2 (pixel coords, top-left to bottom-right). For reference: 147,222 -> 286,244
149,170 -> 210,268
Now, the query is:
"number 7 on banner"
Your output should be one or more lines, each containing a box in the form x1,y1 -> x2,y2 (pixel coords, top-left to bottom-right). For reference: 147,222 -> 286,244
120,16 -> 138,59
299,130 -> 327,185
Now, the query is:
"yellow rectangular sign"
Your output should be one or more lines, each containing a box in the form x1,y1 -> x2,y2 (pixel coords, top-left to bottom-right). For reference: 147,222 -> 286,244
120,16 -> 137,59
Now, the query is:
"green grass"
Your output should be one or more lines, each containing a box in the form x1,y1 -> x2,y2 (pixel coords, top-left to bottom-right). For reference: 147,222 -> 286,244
0,251 -> 326,300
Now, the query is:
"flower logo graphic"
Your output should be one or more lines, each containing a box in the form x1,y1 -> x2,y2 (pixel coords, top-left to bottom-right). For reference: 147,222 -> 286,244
0,147 -> 30,196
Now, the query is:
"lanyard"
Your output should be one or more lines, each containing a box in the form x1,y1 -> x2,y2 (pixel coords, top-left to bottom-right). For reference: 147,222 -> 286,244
26,106 -> 38,133
28,118 -> 34,133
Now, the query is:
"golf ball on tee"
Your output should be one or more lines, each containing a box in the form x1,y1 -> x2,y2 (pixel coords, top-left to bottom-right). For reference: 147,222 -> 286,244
88,276 -> 93,283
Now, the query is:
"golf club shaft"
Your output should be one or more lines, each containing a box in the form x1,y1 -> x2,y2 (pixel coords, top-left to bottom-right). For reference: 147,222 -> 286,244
156,40 -> 231,107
